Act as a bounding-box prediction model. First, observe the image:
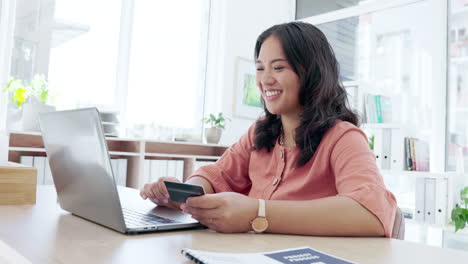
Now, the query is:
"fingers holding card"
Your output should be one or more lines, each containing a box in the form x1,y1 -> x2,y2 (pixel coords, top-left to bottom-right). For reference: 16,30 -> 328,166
164,181 -> 205,203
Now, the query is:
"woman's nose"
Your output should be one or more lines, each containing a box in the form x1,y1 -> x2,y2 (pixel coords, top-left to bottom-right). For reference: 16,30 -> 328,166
261,72 -> 275,86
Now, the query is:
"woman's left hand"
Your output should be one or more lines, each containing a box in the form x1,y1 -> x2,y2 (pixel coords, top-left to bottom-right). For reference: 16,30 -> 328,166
181,192 -> 258,233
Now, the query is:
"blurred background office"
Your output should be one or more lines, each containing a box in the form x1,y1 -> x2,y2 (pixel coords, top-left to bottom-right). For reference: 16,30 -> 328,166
1,0 -> 468,251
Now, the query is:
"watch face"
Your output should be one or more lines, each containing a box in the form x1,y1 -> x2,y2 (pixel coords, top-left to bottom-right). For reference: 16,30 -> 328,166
252,217 -> 268,233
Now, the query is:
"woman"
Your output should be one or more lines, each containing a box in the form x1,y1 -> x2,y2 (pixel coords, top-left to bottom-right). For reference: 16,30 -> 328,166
140,21 -> 396,237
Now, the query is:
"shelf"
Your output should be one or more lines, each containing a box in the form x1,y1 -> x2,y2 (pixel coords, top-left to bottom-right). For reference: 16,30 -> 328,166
108,151 -> 140,157
7,132 -> 229,189
362,123 -> 401,129
102,122 -> 119,126
144,153 -> 221,160
380,170 -> 460,178
8,147 -> 46,152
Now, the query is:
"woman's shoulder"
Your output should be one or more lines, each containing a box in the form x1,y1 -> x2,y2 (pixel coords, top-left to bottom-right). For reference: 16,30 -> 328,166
323,120 -> 365,143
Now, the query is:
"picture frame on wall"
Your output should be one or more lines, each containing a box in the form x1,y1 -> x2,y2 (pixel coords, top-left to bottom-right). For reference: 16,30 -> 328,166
234,57 -> 263,120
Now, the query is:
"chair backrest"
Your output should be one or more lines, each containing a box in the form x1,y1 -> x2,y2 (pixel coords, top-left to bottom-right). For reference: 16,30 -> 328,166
391,207 -> 405,239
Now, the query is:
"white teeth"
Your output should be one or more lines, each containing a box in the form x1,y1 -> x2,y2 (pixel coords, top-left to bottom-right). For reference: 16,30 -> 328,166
266,91 -> 281,96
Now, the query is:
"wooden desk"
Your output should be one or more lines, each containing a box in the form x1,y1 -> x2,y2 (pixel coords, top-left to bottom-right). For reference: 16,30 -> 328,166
1,186 -> 468,264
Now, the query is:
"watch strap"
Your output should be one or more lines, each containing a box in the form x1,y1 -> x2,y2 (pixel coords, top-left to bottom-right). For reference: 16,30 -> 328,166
258,199 -> 266,218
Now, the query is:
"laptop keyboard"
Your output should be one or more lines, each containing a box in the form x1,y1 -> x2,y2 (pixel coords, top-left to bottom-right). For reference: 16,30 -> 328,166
122,208 -> 177,227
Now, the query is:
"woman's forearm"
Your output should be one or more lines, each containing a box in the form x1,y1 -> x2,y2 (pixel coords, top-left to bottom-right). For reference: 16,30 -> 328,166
185,176 -> 215,194
265,196 -> 385,237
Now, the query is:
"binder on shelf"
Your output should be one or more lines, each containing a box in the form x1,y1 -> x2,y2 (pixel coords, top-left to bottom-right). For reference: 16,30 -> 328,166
390,129 -> 404,171
167,160 -> 177,178
409,138 -> 417,171
144,159 -> 151,184
375,95 -> 383,123
424,178 -> 436,224
117,159 -> 127,186
150,160 -> 159,183
176,160 -> 184,182
380,95 -> 393,123
435,178 -> 448,225
415,177 -> 425,222
44,158 -> 53,185
404,137 -> 413,171
159,160 -> 168,179
33,156 -> 46,185
20,156 -> 33,167
373,129 -> 392,170
110,159 -> 119,184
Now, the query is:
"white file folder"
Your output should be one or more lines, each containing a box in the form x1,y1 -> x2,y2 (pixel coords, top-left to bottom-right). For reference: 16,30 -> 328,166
424,178 -> 436,224
144,159 -> 151,184
390,129 -> 404,171
44,158 -> 53,185
435,178 -> 448,225
33,156 -> 46,185
117,159 -> 127,186
150,160 -> 160,182
415,177 -> 426,222
373,129 -> 392,170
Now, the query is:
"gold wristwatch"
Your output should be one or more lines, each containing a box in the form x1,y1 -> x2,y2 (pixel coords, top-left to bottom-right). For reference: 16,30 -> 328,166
251,199 -> 268,233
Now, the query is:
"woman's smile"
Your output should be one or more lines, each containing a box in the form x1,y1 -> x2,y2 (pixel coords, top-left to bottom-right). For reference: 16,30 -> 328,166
263,89 -> 283,101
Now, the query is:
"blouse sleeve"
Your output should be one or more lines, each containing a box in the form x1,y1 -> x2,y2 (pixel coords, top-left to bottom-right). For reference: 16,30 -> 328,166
186,124 -> 255,194
330,127 -> 397,238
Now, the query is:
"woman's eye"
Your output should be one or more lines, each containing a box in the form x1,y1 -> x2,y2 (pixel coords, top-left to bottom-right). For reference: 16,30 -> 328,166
256,68 -> 264,71
274,66 -> 285,70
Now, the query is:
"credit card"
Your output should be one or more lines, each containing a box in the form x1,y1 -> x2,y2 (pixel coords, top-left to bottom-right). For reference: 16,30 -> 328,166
164,181 -> 205,203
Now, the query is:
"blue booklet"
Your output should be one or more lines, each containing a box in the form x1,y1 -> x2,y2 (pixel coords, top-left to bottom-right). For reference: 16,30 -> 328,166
181,246 -> 357,264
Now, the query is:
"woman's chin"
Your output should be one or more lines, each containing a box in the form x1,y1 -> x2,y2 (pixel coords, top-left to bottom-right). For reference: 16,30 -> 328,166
266,107 -> 281,115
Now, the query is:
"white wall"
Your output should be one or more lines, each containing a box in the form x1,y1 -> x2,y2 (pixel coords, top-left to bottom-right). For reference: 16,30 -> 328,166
204,0 -> 295,145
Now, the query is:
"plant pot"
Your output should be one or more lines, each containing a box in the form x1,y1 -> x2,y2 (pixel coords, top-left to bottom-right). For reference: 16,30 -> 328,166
205,127 -> 222,144
21,97 -> 56,132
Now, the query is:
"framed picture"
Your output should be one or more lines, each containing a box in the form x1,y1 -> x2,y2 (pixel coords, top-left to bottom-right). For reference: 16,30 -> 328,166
234,57 -> 263,119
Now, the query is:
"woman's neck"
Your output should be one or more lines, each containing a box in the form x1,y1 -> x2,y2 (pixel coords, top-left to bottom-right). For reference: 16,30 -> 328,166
280,114 -> 301,147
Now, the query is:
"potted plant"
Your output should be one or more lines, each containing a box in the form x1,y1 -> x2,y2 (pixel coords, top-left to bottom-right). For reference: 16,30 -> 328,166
451,186 -> 468,232
203,113 -> 230,144
3,74 -> 55,131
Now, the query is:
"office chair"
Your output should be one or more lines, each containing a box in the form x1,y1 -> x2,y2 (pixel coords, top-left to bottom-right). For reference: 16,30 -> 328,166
391,207 -> 405,240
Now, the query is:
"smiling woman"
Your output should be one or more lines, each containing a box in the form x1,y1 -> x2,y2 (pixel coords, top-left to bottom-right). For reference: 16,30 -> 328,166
141,21 -> 397,238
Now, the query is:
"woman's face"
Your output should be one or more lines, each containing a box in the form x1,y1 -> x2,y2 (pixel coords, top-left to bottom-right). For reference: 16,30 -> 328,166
256,35 -> 301,117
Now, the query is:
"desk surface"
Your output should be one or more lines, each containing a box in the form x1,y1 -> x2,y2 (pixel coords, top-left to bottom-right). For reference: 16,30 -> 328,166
1,186 -> 468,264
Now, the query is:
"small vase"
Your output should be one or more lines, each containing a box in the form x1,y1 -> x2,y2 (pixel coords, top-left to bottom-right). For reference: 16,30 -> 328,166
21,97 -> 56,132
205,127 -> 222,144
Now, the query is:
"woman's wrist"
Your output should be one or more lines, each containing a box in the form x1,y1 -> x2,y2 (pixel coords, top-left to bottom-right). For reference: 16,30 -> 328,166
185,176 -> 215,194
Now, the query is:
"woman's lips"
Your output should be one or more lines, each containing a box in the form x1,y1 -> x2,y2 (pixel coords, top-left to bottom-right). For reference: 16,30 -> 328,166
263,90 -> 283,101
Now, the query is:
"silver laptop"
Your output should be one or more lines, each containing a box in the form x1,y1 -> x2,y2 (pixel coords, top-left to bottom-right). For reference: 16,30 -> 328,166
39,108 -> 203,234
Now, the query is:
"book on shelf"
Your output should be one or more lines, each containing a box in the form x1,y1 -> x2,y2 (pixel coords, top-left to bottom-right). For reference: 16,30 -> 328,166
181,247 -> 356,264
403,137 -> 430,171
364,93 -> 393,123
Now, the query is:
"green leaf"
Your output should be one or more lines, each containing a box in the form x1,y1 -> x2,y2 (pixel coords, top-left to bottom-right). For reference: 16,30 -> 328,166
203,112 -> 230,129
461,187 -> 468,205
451,204 -> 468,232
12,88 -> 28,107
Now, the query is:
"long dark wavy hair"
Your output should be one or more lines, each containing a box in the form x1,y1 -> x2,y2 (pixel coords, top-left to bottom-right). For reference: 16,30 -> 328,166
253,21 -> 360,167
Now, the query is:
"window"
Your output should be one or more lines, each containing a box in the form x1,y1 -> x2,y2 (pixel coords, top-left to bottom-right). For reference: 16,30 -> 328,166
8,0 -> 210,139
125,0 -> 209,136
48,0 -> 121,109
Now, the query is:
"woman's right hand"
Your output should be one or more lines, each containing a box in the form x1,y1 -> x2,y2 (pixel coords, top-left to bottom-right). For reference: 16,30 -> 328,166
140,177 -> 182,210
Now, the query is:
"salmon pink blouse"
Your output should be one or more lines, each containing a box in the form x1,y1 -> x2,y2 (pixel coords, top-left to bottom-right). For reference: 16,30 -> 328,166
188,120 -> 397,237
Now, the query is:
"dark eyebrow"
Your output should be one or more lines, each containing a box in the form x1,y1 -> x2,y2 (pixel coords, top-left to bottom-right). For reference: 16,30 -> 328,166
256,58 -> 288,64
